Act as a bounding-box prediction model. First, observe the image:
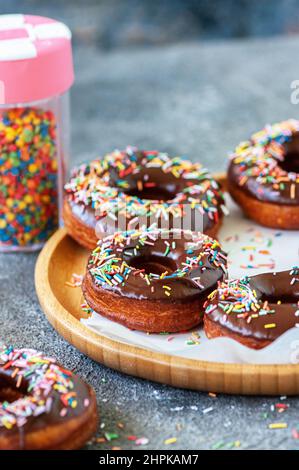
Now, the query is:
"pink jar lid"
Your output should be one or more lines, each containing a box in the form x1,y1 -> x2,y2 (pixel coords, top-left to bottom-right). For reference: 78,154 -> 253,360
0,14 -> 74,104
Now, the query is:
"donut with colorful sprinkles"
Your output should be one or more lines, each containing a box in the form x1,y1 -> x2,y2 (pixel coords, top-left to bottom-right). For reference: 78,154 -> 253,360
64,147 -> 226,250
204,268 -> 299,349
0,345 -> 98,449
228,119 -> 299,229
82,227 -> 228,333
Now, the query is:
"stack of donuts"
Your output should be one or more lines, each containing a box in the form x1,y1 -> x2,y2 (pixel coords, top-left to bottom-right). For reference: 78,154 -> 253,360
65,147 -> 228,333
63,122 -> 299,348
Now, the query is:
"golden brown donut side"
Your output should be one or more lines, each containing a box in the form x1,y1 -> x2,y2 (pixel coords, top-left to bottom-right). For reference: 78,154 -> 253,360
82,271 -> 206,333
228,181 -> 299,229
63,198 -> 98,249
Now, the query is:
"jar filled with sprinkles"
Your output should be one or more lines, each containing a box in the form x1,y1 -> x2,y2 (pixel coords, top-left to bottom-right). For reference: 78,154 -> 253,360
0,14 -> 74,251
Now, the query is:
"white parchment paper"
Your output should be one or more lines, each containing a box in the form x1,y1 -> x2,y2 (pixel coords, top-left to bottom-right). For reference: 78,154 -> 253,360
81,196 -> 299,364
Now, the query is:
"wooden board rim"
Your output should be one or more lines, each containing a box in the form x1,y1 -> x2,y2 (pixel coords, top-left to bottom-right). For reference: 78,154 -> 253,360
35,173 -> 299,395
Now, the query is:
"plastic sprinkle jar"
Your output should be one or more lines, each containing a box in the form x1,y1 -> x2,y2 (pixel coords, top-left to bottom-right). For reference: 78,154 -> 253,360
0,14 -> 74,252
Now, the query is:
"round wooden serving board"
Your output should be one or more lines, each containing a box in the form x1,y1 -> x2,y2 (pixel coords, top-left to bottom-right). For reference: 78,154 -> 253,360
35,174 -> 299,395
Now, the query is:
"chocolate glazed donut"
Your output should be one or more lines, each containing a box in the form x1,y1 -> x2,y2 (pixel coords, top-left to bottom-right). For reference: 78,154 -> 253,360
228,119 -> 299,229
204,269 -> 299,349
82,228 -> 228,333
64,147 -> 226,250
0,346 -> 98,449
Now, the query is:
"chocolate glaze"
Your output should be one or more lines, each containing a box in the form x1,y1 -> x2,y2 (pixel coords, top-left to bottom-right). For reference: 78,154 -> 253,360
65,149 -> 224,238
228,164 -> 299,205
207,270 -> 299,342
87,230 -> 227,302
228,132 -> 299,206
109,163 -> 184,199
0,355 -> 92,447
282,132 -> 299,173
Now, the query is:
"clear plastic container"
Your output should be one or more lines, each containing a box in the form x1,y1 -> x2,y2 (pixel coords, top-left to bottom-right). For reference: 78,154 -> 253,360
0,14 -> 73,252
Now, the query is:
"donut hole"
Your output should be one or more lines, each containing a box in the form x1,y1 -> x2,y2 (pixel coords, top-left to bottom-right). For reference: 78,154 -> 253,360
125,186 -> 176,202
130,255 -> 177,275
0,386 -> 24,403
281,132 -> 299,173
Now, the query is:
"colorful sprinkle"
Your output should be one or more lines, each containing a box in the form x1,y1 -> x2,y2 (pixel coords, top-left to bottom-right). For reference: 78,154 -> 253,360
0,108 -> 58,248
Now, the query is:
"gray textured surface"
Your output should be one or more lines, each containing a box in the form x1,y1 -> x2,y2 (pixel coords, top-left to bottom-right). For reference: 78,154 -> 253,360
1,37 -> 299,450
71,36 -> 299,169
6,0 -> 299,46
